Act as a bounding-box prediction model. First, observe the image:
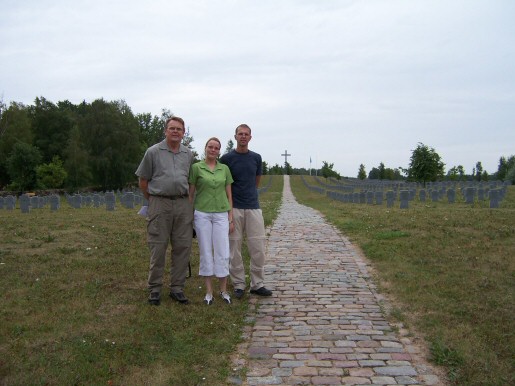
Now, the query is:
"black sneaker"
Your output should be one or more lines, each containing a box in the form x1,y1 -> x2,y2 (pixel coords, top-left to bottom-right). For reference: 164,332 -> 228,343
169,292 -> 190,304
250,287 -> 272,296
234,289 -> 245,299
148,292 -> 161,306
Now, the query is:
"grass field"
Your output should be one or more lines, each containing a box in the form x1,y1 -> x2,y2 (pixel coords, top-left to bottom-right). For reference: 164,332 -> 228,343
0,175 -> 283,386
290,175 -> 514,386
2,174 -> 513,385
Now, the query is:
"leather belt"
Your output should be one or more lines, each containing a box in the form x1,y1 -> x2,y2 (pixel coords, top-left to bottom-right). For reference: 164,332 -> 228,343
151,194 -> 187,200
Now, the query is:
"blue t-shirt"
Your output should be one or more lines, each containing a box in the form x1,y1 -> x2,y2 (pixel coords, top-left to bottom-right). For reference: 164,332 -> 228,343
220,150 -> 262,209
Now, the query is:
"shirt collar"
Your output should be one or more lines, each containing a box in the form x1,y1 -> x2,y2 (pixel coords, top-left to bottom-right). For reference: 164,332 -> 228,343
158,140 -> 188,153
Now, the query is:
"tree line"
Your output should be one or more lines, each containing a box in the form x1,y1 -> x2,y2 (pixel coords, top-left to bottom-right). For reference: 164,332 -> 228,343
356,143 -> 515,185
1,98 -> 513,192
0,96 -> 347,192
0,97 -> 196,192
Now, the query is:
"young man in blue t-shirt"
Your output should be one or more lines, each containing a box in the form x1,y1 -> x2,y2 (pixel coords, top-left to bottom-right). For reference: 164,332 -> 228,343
220,124 -> 273,298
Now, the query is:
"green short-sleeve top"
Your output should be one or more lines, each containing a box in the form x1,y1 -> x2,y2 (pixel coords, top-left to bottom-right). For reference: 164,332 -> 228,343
189,160 -> 233,213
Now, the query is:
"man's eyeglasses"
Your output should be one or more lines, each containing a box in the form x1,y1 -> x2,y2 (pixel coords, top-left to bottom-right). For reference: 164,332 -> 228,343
167,127 -> 183,132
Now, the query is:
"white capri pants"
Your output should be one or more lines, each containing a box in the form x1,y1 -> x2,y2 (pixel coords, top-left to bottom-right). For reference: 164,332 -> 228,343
194,210 -> 230,277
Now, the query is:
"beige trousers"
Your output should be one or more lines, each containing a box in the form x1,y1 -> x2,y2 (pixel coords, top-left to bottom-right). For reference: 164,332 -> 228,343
146,196 -> 193,293
229,208 -> 266,291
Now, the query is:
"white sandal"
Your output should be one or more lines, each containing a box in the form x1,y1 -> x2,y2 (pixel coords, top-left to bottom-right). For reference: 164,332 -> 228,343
204,293 -> 213,305
220,291 -> 231,304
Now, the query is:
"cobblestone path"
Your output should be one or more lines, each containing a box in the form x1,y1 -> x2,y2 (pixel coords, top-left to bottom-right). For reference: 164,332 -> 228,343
230,176 -> 444,386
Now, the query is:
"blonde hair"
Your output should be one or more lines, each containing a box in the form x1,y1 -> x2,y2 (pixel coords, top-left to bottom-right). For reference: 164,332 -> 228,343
204,137 -> 221,149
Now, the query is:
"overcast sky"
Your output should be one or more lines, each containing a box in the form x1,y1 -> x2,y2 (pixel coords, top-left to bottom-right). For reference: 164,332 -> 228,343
1,0 -> 514,176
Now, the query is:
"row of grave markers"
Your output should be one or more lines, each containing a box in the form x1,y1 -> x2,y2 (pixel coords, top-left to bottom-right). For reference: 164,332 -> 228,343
301,176 -> 508,209
0,191 -> 148,213
0,178 -> 273,213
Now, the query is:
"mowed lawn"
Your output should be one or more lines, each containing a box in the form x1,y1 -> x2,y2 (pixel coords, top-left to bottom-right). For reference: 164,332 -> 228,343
290,175 -> 514,386
0,175 -> 283,386
1,174 -> 513,385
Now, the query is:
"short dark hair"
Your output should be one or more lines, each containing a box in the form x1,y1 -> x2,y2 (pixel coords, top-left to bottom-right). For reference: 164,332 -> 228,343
165,116 -> 185,130
235,124 -> 251,135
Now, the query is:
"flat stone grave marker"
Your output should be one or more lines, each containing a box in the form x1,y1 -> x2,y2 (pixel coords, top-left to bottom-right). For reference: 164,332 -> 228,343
122,192 -> 135,209
30,196 -> 39,209
50,194 -> 60,211
5,195 -> 16,210
399,190 -> 409,209
93,194 -> 101,207
447,188 -> 456,204
478,188 -> 485,201
465,187 -> 476,204
375,191 -> 383,205
386,190 -> 395,208
105,192 -> 115,211
359,191 -> 366,204
489,189 -> 500,208
72,194 -> 82,209
353,192 -> 360,203
409,189 -> 416,200
431,189 -> 439,202
366,191 -> 374,205
20,194 -> 31,213
419,189 -> 426,202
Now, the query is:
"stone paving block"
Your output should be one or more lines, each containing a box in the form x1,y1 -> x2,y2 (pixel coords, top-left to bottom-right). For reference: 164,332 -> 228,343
247,375 -> 283,385
312,376 -> 344,385
387,360 -> 411,366
371,375 -> 396,384
374,365 -> 417,376
333,360 -> 359,368
273,354 -> 295,360
295,353 -> 316,360
284,376 -> 311,385
272,367 -> 293,377
305,359 -> 332,367
349,368 -> 375,377
359,360 -> 386,367
319,367 -> 345,376
280,360 -> 305,368
395,375 -> 419,384
293,366 -> 318,376
247,366 -> 271,377
341,376 -> 372,384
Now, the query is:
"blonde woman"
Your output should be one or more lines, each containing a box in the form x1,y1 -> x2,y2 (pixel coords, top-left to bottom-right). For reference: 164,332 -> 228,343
189,137 -> 234,305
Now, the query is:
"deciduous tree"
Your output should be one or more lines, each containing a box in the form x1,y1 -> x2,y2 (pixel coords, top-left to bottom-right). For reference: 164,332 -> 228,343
63,125 -> 92,189
36,155 -> 67,189
30,97 -> 74,162
475,161 -> 483,181
0,102 -> 32,186
321,161 -> 340,179
358,164 -> 366,180
407,143 -> 445,185
6,142 -> 42,191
